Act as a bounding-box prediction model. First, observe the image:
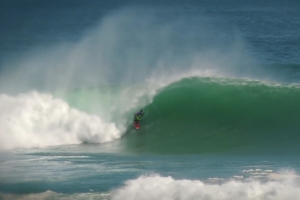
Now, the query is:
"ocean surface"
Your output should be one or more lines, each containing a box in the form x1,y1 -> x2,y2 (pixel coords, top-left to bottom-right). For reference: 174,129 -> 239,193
1,0 -> 300,199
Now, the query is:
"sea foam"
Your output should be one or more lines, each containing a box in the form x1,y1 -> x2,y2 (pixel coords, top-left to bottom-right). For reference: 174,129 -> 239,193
0,91 -> 121,149
112,175 -> 300,200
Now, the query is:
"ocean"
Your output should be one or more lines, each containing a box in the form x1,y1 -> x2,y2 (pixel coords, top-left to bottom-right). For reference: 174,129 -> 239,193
0,0 -> 300,199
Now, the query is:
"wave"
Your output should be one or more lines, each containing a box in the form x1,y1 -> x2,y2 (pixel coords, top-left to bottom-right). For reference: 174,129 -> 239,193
122,77 -> 300,154
2,76 -> 300,153
1,76 -> 300,154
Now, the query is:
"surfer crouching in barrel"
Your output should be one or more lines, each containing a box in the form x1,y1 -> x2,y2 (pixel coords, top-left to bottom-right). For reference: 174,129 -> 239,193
134,109 -> 144,124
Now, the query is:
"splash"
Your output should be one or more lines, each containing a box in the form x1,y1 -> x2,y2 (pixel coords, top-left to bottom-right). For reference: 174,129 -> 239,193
0,92 -> 121,149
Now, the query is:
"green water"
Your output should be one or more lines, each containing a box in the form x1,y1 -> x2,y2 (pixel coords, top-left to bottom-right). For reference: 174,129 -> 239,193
64,77 -> 300,154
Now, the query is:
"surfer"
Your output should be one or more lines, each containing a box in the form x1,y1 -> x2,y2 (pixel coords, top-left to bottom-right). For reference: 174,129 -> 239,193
134,109 -> 145,123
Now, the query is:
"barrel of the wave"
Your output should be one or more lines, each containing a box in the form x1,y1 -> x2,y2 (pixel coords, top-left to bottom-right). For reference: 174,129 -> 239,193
133,109 -> 144,130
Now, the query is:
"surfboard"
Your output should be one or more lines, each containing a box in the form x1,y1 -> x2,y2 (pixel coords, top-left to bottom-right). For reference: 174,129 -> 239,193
134,121 -> 140,130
